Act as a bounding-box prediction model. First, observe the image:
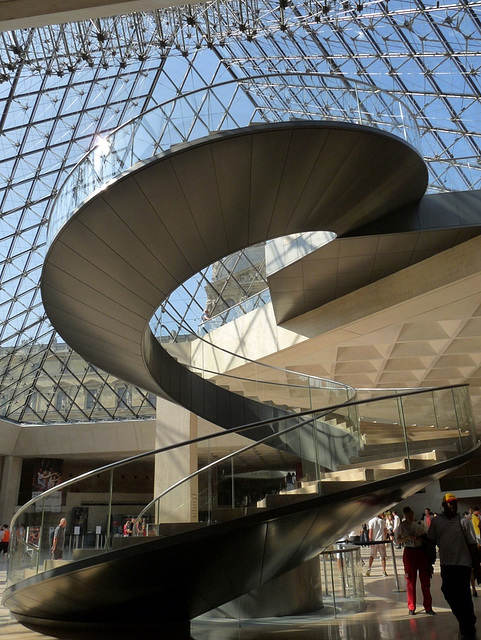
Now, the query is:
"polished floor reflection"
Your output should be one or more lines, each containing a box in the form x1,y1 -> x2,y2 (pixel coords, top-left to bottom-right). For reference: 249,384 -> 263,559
192,546 -> 478,640
1,547 -> 479,639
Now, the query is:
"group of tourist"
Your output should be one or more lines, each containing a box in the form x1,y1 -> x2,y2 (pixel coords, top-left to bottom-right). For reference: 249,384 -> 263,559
123,517 -> 147,536
360,494 -> 481,640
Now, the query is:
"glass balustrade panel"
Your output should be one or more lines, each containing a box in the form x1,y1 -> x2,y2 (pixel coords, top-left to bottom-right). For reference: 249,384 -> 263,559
9,473 -> 115,581
214,375 -> 353,421
152,415 -> 320,533
321,544 -> 365,615
7,386 -> 476,590
47,73 -> 419,249
184,348 -> 355,418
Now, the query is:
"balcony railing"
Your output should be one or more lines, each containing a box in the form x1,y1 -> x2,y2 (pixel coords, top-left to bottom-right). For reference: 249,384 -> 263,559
46,72 -> 420,250
7,384 -> 476,590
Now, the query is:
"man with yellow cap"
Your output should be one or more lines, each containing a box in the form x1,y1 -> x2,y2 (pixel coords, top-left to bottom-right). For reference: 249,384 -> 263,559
427,492 -> 481,640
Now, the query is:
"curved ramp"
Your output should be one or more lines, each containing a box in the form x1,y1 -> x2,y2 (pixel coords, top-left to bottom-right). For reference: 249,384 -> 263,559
3,446 -> 477,638
41,121 -> 427,430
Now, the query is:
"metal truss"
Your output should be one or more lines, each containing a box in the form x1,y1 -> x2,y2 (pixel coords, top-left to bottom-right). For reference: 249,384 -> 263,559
0,0 -> 480,423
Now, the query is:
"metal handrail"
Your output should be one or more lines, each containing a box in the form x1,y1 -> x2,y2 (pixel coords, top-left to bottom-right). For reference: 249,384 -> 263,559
132,383 -> 476,532
186,363 -> 347,391
17,536 -> 38,553
165,318 -> 356,402
10,382 -> 471,537
8,403 -> 343,535
133,411 -> 322,529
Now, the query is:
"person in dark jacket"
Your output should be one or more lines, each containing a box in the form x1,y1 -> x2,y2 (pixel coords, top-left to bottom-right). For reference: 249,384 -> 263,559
427,493 -> 481,640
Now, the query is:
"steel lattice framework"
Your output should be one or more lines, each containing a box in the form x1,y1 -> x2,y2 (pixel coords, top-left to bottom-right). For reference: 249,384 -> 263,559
0,0 -> 480,423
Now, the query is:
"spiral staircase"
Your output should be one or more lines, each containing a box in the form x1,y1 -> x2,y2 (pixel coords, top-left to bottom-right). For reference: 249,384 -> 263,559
2,74 -> 480,638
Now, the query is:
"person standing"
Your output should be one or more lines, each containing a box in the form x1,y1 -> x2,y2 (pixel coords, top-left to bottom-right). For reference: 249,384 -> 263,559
472,507 -> 481,545
396,506 -> 434,615
393,510 -> 402,548
123,518 -> 133,536
468,507 -> 481,599
422,508 -> 433,530
427,493 -> 481,640
0,524 -> 9,563
51,517 -> 67,560
385,512 -> 395,541
366,514 -> 388,577
285,472 -> 293,491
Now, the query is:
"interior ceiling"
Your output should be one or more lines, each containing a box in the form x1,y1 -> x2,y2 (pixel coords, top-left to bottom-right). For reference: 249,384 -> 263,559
224,289 -> 481,425
246,235 -> 481,425
0,0 -> 187,30
292,295 -> 481,401
0,0 -> 480,425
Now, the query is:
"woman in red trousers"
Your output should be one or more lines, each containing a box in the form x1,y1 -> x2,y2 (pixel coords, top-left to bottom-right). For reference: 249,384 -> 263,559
396,506 -> 435,616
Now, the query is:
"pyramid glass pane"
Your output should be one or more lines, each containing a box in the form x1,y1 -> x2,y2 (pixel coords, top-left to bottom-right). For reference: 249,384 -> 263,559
0,0 -> 480,423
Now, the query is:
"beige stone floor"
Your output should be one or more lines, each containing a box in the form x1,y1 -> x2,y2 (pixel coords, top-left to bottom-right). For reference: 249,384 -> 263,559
0,548 -> 479,639
0,565 -> 55,640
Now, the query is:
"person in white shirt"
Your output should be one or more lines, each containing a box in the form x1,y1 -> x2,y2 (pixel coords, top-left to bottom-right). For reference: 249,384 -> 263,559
366,514 -> 388,577
396,506 -> 434,616
393,510 -> 401,548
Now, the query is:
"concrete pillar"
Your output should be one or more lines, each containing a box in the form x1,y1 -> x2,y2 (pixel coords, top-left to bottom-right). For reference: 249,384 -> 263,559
154,398 -> 198,524
0,456 -> 22,524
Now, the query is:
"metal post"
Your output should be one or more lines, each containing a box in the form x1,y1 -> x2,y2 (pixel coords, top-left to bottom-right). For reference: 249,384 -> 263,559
207,443 -> 212,524
355,83 -> 362,124
357,546 -> 364,600
340,549 -> 347,597
399,101 -> 407,141
105,467 -> 114,551
350,548 -> 356,596
397,396 -> 411,471
322,554 -> 329,596
313,415 -> 321,489
452,387 -> 464,453
36,498 -> 46,575
389,540 -> 405,593
432,390 -> 439,429
329,552 -> 337,618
